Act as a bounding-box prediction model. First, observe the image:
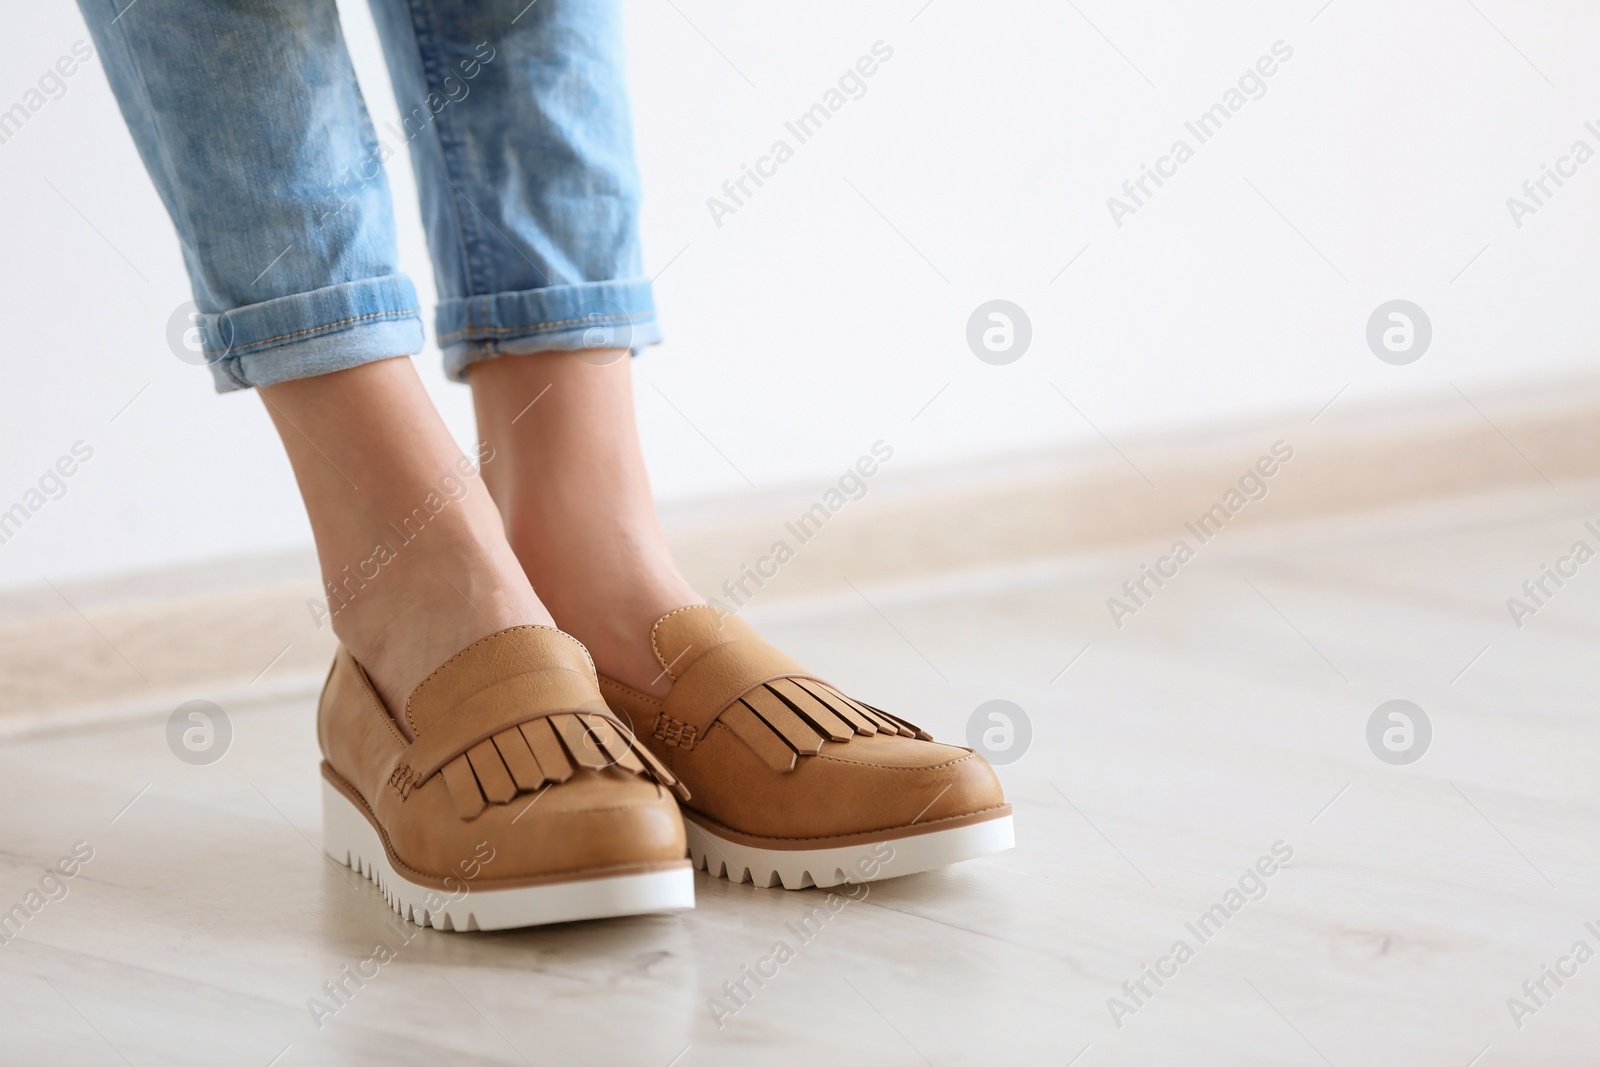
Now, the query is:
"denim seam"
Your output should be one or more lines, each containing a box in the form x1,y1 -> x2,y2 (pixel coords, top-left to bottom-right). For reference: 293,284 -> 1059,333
219,356 -> 250,391
348,49 -> 386,173
202,307 -> 420,356
400,0 -> 484,303
436,310 -> 651,346
102,2 -> 203,294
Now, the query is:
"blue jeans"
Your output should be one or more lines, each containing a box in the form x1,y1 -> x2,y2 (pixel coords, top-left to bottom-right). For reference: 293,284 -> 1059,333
78,0 -> 660,392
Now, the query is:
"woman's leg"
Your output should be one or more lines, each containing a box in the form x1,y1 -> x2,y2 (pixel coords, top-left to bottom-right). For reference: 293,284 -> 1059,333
470,353 -> 701,697
361,0 -> 1012,889
365,0 -> 689,692
82,1 -> 696,928
79,0 -> 552,710
260,359 -> 550,713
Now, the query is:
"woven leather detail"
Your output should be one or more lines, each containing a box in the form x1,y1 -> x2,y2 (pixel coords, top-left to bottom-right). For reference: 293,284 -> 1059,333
388,763 -> 423,801
653,712 -> 700,750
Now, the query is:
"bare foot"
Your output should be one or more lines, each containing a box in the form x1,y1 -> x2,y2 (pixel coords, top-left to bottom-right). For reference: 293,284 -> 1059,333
261,358 -> 554,715
469,350 -> 700,697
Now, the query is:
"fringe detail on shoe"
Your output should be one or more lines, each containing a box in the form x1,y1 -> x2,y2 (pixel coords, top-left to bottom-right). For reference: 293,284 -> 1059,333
442,711 -> 688,820
719,678 -> 934,773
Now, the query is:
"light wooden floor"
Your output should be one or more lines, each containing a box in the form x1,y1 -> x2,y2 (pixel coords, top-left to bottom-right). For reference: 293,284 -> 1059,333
1,485 -> 1597,1066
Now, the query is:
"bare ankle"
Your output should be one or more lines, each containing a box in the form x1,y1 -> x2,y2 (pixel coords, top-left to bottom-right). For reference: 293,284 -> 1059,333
328,556 -> 553,714
516,537 -> 699,696
467,353 -> 702,694
261,359 -> 555,713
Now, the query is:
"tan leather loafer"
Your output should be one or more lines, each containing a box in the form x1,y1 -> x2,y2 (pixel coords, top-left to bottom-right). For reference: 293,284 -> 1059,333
318,625 -> 694,929
599,606 -> 1014,890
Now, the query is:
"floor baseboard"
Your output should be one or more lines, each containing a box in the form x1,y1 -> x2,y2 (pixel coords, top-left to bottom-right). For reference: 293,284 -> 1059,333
4,375 -> 1597,738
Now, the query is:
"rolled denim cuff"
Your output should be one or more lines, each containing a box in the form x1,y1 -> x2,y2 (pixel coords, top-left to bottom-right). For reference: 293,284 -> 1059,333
437,279 -> 662,382
201,275 -> 425,393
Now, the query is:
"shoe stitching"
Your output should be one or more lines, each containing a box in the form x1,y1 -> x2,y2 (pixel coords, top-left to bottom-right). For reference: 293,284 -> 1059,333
811,751 -> 979,772
686,804 -> 1011,845
388,763 -> 424,800
649,605 -> 708,679
545,799 -> 670,817
402,624 -> 593,734
597,674 -> 664,709
706,720 -> 971,771
342,650 -> 409,747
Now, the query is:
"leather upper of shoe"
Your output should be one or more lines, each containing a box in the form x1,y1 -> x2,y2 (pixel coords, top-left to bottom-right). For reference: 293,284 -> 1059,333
318,625 -> 689,885
598,606 -> 1008,842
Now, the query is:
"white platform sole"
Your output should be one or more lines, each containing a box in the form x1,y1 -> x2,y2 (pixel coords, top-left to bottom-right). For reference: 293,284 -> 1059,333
321,779 -> 695,930
685,813 -> 1015,890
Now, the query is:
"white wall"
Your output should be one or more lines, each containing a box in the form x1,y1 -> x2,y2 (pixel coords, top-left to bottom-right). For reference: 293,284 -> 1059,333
2,0 -> 1598,589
